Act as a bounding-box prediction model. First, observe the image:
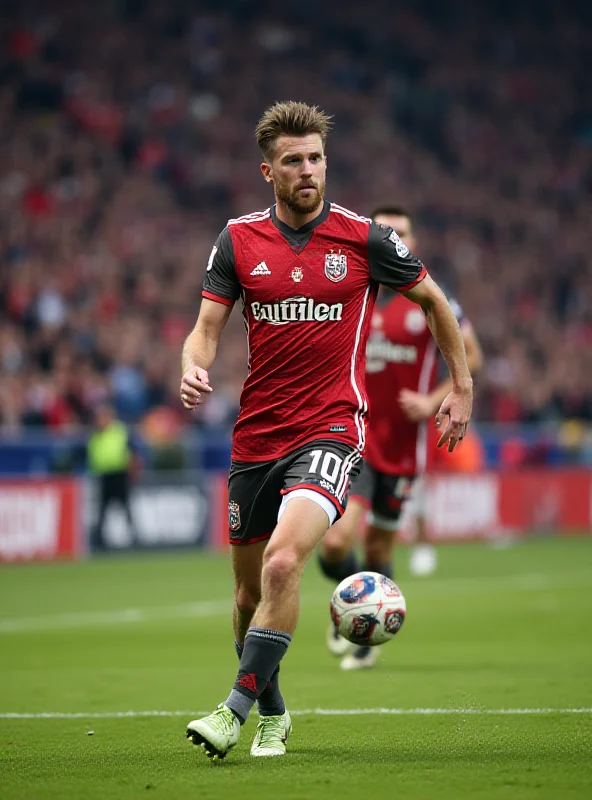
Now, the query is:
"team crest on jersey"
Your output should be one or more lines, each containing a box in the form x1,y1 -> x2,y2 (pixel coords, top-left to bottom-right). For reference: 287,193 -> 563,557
228,501 -> 241,532
324,250 -> 347,282
405,309 -> 426,334
291,266 -> 303,283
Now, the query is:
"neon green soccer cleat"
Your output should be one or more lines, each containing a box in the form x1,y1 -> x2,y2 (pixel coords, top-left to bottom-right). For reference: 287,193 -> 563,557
186,704 -> 240,761
250,710 -> 292,757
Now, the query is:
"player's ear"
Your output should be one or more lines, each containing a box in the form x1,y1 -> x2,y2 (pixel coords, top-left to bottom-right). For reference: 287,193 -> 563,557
260,162 -> 273,183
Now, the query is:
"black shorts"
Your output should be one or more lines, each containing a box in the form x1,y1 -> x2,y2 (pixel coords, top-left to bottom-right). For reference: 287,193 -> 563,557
350,461 -> 415,531
228,439 -> 362,545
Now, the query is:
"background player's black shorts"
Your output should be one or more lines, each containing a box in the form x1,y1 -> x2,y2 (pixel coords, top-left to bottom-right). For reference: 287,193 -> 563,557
350,461 -> 415,531
228,439 -> 362,545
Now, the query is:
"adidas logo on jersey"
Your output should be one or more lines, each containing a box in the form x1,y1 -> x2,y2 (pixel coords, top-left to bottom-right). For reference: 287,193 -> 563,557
250,261 -> 271,275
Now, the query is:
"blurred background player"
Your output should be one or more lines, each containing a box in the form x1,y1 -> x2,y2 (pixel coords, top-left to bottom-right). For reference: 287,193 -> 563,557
319,206 -> 483,669
381,207 -> 485,577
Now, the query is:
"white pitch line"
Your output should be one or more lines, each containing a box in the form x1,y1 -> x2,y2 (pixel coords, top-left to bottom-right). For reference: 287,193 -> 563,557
1,708 -> 591,720
0,600 -> 229,634
299,707 -> 592,716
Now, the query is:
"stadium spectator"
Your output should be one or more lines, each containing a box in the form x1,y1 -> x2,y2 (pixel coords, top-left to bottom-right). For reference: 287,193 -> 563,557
0,0 -> 590,440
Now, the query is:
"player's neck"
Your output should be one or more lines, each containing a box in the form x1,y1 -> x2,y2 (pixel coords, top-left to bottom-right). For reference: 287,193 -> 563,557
274,198 -> 325,230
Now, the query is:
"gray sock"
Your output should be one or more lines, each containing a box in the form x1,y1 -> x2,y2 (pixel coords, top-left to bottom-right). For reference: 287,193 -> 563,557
226,627 -> 291,723
234,640 -> 285,717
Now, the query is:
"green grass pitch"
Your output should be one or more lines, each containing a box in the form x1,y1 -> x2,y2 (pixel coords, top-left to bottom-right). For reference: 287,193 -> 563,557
1,537 -> 591,799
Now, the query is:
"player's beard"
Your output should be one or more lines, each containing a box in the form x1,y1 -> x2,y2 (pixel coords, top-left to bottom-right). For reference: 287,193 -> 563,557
275,177 -> 325,215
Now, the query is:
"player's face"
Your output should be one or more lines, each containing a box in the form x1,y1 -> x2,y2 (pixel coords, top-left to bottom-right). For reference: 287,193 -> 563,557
261,134 -> 326,216
374,213 -> 417,252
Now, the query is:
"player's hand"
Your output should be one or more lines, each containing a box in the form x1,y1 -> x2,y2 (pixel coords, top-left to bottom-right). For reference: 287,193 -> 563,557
398,389 -> 433,422
435,384 -> 473,452
180,367 -> 213,410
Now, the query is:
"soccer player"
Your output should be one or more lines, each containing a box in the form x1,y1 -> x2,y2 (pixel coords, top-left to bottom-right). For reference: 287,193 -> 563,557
319,206 -> 483,669
179,102 -> 473,760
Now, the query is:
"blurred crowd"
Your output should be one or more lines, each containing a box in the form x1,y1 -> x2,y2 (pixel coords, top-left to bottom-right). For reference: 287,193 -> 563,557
0,0 -> 591,436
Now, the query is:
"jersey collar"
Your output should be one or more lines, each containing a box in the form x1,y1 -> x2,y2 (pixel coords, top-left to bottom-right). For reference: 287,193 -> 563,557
270,200 -> 330,249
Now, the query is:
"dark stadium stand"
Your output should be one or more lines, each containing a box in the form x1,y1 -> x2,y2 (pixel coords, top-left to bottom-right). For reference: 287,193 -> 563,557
0,0 -> 590,439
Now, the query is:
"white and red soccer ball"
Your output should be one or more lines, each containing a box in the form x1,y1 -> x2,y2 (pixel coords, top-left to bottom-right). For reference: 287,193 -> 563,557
330,571 -> 407,646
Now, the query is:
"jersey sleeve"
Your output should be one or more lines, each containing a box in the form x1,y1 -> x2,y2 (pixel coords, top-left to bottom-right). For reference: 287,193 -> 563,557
368,222 -> 427,291
202,227 -> 240,306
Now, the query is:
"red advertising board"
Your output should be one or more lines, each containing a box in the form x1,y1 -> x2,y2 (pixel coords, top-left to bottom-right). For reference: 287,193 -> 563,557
400,469 -> 592,541
0,478 -> 82,563
496,470 -> 591,534
5,470 -> 584,559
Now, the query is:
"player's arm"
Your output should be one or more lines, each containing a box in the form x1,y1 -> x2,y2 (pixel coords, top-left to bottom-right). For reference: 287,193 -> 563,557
181,300 -> 233,409
180,229 -> 239,410
368,222 -> 472,451
399,320 -> 483,421
403,275 -> 473,450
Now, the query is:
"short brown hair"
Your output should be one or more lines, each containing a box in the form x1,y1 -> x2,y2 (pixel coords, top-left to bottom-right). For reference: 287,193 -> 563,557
255,101 -> 333,161
371,205 -> 413,225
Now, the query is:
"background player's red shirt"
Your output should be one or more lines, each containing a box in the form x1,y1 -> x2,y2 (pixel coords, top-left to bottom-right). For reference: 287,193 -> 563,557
202,201 -> 426,462
364,291 -> 464,476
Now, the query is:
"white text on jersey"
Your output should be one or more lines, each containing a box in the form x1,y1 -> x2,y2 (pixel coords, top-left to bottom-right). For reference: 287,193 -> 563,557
250,297 -> 344,325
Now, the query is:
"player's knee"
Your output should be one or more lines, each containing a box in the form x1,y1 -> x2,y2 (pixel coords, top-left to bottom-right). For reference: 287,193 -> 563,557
262,546 -> 301,587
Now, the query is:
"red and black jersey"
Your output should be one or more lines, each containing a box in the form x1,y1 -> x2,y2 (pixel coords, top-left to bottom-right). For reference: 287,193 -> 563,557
364,290 -> 464,476
202,201 -> 427,462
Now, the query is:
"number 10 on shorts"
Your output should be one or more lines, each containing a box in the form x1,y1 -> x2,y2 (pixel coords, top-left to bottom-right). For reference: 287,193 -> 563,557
308,449 -> 342,483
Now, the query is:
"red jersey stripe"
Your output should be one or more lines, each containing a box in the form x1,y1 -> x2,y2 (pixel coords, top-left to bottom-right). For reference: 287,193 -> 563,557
202,290 -> 234,306
396,265 -> 427,293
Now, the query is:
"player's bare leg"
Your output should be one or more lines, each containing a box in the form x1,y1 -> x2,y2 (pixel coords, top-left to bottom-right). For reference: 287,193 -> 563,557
364,523 -> 397,577
319,499 -> 366,655
341,519 -> 397,671
231,540 -> 265,642
188,495 -> 331,759
252,497 -> 330,631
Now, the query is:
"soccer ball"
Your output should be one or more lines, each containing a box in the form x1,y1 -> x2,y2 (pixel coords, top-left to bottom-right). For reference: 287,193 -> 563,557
330,571 -> 406,646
